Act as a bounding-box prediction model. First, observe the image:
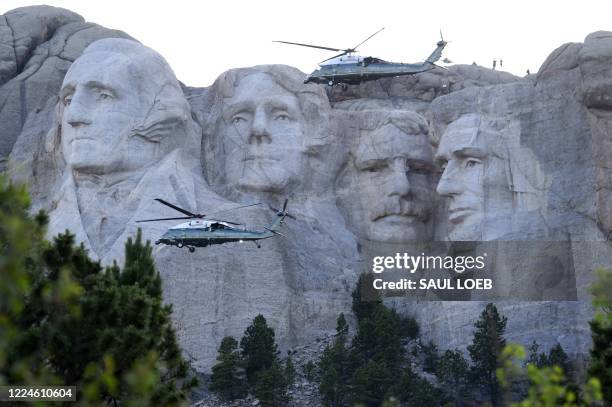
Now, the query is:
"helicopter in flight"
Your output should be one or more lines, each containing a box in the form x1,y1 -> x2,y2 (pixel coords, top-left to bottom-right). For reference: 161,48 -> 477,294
274,28 -> 448,88
136,198 -> 293,252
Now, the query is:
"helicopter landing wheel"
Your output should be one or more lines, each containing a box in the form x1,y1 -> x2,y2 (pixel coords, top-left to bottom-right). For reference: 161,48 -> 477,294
257,244 -> 261,249
177,242 -> 184,248
188,246 -> 195,253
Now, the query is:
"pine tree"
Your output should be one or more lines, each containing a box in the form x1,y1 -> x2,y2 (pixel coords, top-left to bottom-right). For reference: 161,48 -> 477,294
526,340 -> 543,367
254,361 -> 289,407
319,314 -> 351,406
350,359 -> 394,407
435,349 -> 470,405
467,303 -> 507,407
421,340 -> 439,374
1,178 -> 193,405
547,343 -> 570,375
210,336 -> 247,400
284,354 -> 296,388
240,314 -> 278,384
351,274 -> 383,321
588,268 -> 612,404
388,366 -> 444,407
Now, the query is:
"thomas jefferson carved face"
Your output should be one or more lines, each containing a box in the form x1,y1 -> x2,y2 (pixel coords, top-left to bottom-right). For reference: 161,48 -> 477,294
58,39 -> 189,174
217,73 -> 306,194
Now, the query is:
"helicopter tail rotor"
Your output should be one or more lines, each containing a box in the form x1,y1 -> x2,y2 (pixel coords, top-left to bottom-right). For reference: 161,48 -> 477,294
269,199 -> 296,220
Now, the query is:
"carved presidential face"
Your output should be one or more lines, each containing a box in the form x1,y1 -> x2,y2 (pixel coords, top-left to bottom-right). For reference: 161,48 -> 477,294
217,73 -> 306,194
435,115 -> 513,241
579,32 -> 612,112
340,118 -> 433,242
59,50 -> 178,174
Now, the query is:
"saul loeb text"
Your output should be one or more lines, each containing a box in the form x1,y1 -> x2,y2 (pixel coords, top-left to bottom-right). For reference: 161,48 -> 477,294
371,253 -> 493,292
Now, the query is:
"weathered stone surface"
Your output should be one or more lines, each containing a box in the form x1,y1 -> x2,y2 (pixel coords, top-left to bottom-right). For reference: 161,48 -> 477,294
5,6 -> 611,378
387,32 -> 612,365
0,6 -> 130,166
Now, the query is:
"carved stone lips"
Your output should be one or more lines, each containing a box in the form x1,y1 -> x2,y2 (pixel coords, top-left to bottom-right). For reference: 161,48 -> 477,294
372,213 -> 420,223
448,207 -> 476,223
374,214 -> 418,223
70,136 -> 94,143
243,154 -> 280,162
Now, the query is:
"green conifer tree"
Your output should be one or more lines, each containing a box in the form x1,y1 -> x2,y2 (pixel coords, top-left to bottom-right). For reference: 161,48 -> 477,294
319,314 -> 351,406
388,366 -> 444,407
0,178 -> 194,405
350,359 -> 394,407
254,361 -> 289,407
210,336 -> 247,400
588,268 -> 612,404
468,303 -> 507,407
435,349 -> 470,405
284,354 -> 296,388
351,273 -> 383,321
240,314 -> 278,384
547,343 -> 571,375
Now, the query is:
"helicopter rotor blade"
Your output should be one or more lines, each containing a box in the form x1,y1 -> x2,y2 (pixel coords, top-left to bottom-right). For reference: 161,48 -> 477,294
154,198 -> 203,218
208,219 -> 243,226
273,40 -> 343,53
206,202 -> 263,217
319,51 -> 349,64
352,27 -> 384,50
136,216 -> 195,223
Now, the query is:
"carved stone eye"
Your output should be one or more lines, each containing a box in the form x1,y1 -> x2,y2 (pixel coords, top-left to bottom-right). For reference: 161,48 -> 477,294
275,113 -> 290,121
465,159 -> 480,168
63,95 -> 73,106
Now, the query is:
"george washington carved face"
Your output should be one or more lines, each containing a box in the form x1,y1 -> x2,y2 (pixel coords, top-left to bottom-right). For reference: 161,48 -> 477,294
57,38 -> 191,174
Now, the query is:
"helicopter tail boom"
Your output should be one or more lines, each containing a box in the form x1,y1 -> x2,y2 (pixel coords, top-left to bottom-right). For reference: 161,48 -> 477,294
264,199 -> 291,235
425,39 -> 447,64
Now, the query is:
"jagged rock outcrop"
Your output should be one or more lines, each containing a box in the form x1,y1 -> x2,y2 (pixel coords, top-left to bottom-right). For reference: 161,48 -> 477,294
0,6 -> 131,168
3,5 -> 610,378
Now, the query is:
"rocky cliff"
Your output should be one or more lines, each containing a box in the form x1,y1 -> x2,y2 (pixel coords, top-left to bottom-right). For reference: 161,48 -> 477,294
3,6 -> 610,374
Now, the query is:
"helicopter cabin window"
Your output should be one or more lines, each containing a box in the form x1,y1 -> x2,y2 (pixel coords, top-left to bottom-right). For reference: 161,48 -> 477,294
210,222 -> 226,231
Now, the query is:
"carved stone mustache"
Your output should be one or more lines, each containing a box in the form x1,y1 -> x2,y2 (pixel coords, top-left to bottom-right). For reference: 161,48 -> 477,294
371,198 -> 429,222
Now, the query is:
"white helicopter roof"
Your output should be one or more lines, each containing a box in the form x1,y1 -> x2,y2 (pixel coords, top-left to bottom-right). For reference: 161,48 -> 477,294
170,219 -> 237,230
319,53 -> 363,67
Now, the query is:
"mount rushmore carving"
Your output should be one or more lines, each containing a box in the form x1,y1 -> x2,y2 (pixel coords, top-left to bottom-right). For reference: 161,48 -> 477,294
3,6 -> 612,371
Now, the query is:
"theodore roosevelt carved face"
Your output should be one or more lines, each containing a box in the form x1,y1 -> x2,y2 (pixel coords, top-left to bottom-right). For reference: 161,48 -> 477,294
338,111 -> 434,242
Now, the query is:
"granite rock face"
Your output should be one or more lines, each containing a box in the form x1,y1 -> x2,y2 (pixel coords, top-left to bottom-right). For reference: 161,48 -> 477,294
4,5 -> 611,374
0,6 -> 130,167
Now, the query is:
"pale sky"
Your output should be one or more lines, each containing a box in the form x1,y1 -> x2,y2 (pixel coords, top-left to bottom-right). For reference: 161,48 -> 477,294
2,1 -> 611,87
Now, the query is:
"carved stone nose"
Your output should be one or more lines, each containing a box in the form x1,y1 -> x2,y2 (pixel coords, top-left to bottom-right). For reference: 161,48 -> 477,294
248,130 -> 271,144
